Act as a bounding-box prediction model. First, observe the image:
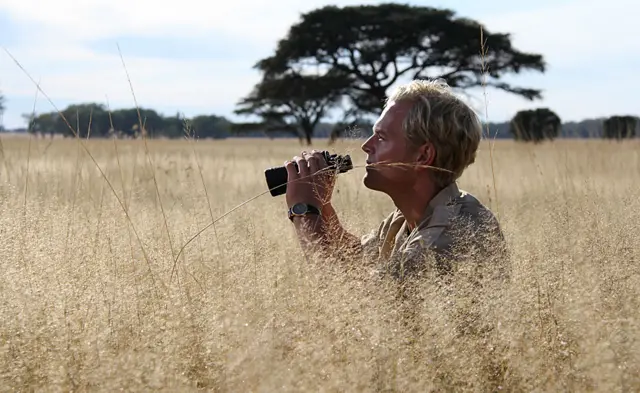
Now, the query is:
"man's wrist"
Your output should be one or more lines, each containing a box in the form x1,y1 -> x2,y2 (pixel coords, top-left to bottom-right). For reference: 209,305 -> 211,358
287,202 -> 321,221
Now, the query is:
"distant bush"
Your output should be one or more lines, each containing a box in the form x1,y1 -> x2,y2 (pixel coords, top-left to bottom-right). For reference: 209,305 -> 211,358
602,115 -> 638,140
509,108 -> 562,143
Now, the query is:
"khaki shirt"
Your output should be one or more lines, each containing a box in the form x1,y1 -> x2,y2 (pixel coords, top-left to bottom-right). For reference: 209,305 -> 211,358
360,182 -> 507,279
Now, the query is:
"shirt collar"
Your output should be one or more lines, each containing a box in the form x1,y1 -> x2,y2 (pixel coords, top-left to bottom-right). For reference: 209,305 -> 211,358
391,182 -> 461,231
418,181 -> 461,227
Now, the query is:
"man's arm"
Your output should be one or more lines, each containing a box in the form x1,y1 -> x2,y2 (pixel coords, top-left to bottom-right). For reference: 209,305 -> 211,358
291,203 -> 362,259
282,149 -> 362,260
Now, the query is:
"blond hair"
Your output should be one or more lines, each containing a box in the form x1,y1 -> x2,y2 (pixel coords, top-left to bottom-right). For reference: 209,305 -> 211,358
387,79 -> 482,188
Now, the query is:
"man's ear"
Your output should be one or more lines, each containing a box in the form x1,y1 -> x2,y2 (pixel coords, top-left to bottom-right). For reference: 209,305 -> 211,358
417,143 -> 435,168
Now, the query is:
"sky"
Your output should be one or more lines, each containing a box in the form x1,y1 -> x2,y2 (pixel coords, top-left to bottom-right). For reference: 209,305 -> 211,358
0,0 -> 638,130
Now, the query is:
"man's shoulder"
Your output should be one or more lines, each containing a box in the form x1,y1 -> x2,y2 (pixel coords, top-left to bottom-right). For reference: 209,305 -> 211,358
454,189 -> 501,228
414,187 -> 496,230
411,187 -> 504,254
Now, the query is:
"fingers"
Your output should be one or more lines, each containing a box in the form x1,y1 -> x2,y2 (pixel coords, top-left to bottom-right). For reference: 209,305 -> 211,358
304,150 -> 326,175
294,154 -> 309,177
284,159 -> 299,181
287,150 -> 328,182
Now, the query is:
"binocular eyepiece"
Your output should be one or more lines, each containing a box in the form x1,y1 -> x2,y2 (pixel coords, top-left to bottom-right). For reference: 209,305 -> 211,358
264,151 -> 354,197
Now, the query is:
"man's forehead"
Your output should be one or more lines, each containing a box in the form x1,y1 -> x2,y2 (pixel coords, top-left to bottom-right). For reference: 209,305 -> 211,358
376,100 -> 411,129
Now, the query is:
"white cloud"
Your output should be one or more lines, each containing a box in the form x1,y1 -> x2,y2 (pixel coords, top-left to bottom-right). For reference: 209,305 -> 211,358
1,0 -> 380,45
2,44 -> 259,113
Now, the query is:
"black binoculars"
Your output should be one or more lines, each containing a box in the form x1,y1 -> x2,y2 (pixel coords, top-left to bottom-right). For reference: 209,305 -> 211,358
264,151 -> 354,197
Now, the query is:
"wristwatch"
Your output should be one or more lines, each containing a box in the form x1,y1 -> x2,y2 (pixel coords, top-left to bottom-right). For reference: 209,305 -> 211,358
288,203 -> 320,221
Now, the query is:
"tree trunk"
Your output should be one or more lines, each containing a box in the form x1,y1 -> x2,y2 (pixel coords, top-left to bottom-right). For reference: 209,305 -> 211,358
302,125 -> 313,146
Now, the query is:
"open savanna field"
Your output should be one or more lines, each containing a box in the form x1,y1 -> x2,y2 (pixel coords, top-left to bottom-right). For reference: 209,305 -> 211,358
0,135 -> 638,392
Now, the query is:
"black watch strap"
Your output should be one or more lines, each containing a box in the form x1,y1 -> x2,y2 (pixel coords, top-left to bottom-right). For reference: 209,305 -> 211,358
288,203 -> 321,221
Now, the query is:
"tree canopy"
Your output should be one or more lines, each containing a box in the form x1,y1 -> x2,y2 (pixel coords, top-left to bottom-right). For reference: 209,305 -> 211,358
234,72 -> 350,145
238,3 -> 547,144
509,108 -> 561,143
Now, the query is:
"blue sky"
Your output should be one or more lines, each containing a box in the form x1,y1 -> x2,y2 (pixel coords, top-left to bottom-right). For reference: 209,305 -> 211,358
1,0 -> 638,129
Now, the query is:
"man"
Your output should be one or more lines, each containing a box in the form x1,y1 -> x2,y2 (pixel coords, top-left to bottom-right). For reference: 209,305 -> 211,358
284,79 -> 507,279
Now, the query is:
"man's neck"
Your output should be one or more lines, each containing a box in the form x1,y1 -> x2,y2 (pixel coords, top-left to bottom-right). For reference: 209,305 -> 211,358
389,183 -> 441,231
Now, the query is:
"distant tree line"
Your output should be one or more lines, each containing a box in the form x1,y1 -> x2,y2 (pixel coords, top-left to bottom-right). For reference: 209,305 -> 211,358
15,102 -> 637,143
20,103 -> 231,140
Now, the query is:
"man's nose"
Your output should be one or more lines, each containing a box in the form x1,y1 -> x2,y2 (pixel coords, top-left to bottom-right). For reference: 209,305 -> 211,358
361,136 -> 373,154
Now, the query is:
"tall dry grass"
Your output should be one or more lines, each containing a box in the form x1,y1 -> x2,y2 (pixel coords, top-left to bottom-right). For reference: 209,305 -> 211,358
0,135 -> 638,391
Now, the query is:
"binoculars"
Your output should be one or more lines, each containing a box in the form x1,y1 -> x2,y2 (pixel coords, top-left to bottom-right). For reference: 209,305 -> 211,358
264,151 -> 354,197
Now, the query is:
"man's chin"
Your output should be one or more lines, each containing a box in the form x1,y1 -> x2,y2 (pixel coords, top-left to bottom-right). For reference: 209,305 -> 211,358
363,169 -> 410,193
362,172 -> 381,191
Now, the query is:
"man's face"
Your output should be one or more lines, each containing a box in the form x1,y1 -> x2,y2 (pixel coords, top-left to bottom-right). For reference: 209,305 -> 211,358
361,100 -> 420,193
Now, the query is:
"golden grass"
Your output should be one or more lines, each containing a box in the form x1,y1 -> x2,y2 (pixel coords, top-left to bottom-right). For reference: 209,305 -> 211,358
0,135 -> 638,391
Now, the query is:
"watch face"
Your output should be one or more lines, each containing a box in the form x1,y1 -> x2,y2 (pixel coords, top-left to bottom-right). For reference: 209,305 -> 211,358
292,203 -> 307,215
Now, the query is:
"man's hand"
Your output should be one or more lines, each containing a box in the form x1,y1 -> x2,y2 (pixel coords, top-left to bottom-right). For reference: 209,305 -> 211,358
285,150 -> 337,210
284,149 -> 361,262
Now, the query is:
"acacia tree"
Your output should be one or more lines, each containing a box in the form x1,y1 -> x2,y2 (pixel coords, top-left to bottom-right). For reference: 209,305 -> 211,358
234,72 -> 349,145
254,3 -> 547,122
509,108 -> 562,143
602,115 -> 637,140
